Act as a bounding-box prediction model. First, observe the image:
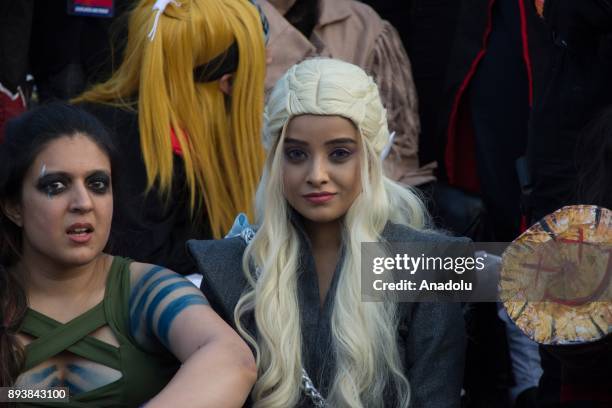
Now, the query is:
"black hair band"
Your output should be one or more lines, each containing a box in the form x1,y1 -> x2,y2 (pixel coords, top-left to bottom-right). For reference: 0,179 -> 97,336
193,41 -> 239,83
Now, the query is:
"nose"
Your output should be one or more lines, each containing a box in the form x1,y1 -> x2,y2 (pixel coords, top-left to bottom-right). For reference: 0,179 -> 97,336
306,155 -> 329,187
69,182 -> 94,213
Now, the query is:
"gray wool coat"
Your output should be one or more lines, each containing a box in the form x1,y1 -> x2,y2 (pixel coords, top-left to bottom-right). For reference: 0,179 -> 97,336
187,222 -> 467,408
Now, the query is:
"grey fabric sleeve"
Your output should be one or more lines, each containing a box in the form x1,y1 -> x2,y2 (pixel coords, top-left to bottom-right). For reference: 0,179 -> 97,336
383,223 -> 468,407
186,237 -> 248,326
401,302 -> 466,408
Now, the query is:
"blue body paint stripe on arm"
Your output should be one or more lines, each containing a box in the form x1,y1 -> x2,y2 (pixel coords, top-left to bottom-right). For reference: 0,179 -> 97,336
128,265 -> 166,305
130,274 -> 182,334
29,365 -> 58,383
144,281 -> 196,337
158,294 -> 208,347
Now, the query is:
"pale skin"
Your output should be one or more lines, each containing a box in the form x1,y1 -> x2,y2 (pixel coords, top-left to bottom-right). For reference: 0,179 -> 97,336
4,134 -> 256,407
218,73 -> 233,96
282,114 -> 362,306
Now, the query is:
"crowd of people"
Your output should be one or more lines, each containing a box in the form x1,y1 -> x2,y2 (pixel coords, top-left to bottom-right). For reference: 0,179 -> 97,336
0,0 -> 610,407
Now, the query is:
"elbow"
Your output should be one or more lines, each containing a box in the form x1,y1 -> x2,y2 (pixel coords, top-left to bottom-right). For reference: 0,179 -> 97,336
244,350 -> 258,388
239,346 -> 258,387
242,360 -> 258,391
228,339 -> 258,391
201,337 -> 257,407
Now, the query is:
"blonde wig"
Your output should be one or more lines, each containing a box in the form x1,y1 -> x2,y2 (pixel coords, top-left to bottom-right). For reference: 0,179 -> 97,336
74,0 -> 266,237
235,58 -> 427,408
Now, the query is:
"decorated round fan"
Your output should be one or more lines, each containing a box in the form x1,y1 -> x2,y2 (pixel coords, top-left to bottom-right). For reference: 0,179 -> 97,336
501,205 -> 612,345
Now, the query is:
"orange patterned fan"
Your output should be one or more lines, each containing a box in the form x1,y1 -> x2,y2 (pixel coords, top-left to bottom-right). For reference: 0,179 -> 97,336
501,205 -> 612,345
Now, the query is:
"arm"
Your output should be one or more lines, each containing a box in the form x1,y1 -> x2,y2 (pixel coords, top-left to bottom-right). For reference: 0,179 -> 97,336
368,22 -> 436,187
129,263 -> 256,408
401,302 -> 466,408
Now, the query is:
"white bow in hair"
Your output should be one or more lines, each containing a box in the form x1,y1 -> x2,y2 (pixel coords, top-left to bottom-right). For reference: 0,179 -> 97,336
381,131 -> 395,160
147,0 -> 182,41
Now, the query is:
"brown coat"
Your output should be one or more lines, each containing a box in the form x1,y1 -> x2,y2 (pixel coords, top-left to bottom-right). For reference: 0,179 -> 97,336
261,0 -> 436,186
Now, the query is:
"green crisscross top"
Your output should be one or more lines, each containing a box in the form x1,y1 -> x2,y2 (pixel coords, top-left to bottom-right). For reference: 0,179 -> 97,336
17,256 -> 179,407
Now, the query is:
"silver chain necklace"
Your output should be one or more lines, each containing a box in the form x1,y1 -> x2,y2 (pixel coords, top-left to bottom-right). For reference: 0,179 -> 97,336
301,368 -> 327,407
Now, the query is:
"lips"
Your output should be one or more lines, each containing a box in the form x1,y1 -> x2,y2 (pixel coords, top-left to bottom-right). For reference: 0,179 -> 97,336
66,223 -> 94,244
303,192 -> 337,204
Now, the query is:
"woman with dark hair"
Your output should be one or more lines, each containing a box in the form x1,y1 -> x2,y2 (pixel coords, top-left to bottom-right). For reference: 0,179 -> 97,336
0,103 -> 256,406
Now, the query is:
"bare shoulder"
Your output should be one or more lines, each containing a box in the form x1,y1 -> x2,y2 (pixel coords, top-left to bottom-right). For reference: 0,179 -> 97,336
127,262 -> 209,350
127,262 -> 204,310
128,261 -> 166,286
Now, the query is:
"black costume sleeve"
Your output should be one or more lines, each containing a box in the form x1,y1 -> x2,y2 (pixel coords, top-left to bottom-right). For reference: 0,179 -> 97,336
382,223 -> 468,407
186,237 -> 248,326
400,302 -> 466,408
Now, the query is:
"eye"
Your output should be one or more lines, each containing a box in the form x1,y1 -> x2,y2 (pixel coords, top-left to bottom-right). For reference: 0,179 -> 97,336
36,177 -> 69,196
87,176 -> 111,194
41,181 -> 67,196
330,148 -> 352,162
284,148 -> 307,163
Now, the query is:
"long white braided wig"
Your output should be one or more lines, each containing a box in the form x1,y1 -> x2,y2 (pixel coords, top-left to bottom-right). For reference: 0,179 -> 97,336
235,58 -> 426,408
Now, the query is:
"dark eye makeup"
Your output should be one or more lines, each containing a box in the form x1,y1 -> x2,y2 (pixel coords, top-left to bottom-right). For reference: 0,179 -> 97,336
329,147 -> 353,162
35,171 -> 111,196
283,146 -> 355,164
86,171 -> 111,194
284,148 -> 308,163
36,174 -> 70,196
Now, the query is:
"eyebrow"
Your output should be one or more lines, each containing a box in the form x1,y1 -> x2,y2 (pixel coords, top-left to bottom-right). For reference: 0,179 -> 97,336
284,137 -> 357,146
36,169 -> 111,180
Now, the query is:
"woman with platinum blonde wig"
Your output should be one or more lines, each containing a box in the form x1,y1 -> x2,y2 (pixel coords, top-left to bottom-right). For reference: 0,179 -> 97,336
189,58 -> 466,408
